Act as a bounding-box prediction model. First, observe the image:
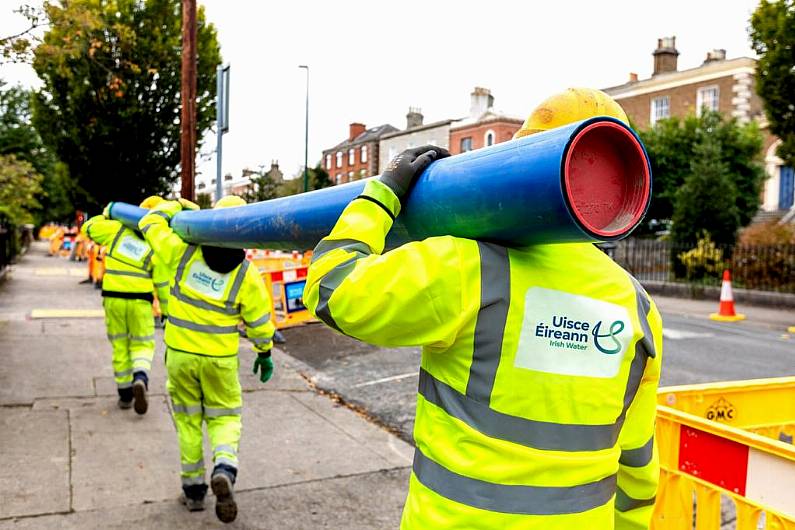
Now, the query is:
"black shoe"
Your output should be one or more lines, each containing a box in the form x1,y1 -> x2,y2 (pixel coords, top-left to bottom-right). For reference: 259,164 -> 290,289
180,492 -> 205,512
132,378 -> 148,415
211,472 -> 237,523
118,398 -> 133,410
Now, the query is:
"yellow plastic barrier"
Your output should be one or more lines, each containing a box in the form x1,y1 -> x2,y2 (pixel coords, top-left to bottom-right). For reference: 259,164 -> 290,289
247,249 -> 304,274
653,378 -> 795,530
260,265 -> 315,330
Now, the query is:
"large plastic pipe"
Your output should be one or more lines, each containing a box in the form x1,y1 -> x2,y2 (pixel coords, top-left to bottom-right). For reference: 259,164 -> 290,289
110,116 -> 651,250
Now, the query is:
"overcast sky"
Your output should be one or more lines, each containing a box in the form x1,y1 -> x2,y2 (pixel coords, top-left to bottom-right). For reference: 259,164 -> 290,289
1,0 -> 761,185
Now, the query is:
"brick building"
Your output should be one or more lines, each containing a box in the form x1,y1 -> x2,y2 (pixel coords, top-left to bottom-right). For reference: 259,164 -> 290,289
378,108 -> 459,173
448,87 -> 523,155
322,123 -> 398,185
602,37 -> 793,212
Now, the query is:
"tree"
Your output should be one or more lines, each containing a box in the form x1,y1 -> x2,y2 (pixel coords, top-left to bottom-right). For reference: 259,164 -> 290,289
26,0 -> 221,212
0,154 -> 43,223
638,110 -> 765,234
750,0 -> 795,168
195,192 -> 212,209
278,164 -> 333,197
243,171 -> 280,203
0,80 -> 73,223
671,133 -> 740,246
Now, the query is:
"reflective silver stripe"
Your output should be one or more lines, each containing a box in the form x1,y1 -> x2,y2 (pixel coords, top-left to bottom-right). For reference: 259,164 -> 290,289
620,436 -> 654,467
171,283 -> 239,316
315,254 -> 368,332
214,444 -> 237,456
167,315 -> 238,335
154,281 -> 169,288
109,226 -> 125,254
175,246 -> 197,281
152,210 -> 171,222
131,357 -> 152,365
141,249 -> 153,270
245,312 -> 272,328
311,238 -> 372,263
141,223 -> 154,235
615,487 -> 656,512
107,333 -> 127,341
114,369 -> 133,378
226,260 -> 249,305
172,403 -> 203,415
117,382 -> 132,389
250,337 -> 272,346
181,476 -> 206,485
214,456 -> 238,468
466,242 -> 510,402
204,407 -> 241,417
419,368 -> 616,451
129,335 -> 154,342
413,449 -> 616,515
104,269 -> 152,279
629,277 -> 657,358
181,461 -> 205,473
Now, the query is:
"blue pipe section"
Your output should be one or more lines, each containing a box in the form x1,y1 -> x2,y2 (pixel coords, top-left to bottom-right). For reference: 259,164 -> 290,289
110,117 -> 651,250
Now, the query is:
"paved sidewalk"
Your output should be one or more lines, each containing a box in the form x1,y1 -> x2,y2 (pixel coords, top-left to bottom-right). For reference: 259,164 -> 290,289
0,242 -> 412,529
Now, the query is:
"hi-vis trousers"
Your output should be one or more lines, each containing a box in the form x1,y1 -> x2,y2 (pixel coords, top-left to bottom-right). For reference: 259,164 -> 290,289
165,348 -> 242,488
103,297 -> 155,390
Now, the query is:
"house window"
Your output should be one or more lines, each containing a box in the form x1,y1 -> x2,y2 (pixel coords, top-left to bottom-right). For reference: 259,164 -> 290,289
485,130 -> 495,147
780,166 -> 794,210
348,171 -> 354,182
325,154 -> 332,169
348,148 -> 355,165
696,85 -> 719,116
650,96 -> 670,126
460,137 -> 473,152
388,146 -> 398,163
335,173 -> 342,185
336,152 -> 342,168
361,145 -> 368,163
359,169 -> 366,179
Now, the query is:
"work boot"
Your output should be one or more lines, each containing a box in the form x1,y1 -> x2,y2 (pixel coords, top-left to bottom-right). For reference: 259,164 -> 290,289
118,387 -> 133,410
211,466 -> 238,523
132,372 -> 148,415
180,483 -> 207,512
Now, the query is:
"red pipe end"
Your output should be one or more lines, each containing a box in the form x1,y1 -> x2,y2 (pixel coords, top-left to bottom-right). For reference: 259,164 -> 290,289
563,121 -> 650,239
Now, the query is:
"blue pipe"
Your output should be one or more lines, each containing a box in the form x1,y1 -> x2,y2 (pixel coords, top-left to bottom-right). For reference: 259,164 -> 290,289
110,116 -> 651,250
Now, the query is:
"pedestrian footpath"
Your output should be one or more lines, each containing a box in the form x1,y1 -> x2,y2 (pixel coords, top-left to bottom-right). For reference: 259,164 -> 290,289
0,242 -> 412,529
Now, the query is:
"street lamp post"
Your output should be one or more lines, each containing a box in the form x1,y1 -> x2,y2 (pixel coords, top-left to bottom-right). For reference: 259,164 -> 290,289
299,65 -> 309,193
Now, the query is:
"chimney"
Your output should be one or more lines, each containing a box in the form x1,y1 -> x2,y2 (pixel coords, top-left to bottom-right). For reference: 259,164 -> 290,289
349,122 -> 366,141
652,36 -> 679,75
629,72 -> 638,83
406,107 -> 423,129
703,49 -> 726,64
469,87 -> 494,118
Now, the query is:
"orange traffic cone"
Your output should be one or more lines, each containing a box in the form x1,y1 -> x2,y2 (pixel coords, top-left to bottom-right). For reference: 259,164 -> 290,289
709,270 -> 745,322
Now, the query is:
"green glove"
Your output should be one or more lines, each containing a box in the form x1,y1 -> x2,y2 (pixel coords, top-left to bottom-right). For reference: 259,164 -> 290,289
102,202 -> 113,218
252,352 -> 273,383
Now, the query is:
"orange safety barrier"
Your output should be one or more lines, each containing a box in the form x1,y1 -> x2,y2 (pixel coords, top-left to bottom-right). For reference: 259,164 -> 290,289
653,378 -> 795,530
87,243 -> 106,287
261,265 -> 315,330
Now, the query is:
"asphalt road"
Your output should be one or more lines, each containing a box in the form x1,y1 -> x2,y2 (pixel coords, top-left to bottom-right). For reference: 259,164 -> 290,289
282,309 -> 795,442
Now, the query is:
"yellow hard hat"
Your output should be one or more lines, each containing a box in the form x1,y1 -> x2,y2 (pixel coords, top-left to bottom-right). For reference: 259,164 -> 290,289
214,195 -> 246,209
139,196 -> 164,209
514,88 -> 629,139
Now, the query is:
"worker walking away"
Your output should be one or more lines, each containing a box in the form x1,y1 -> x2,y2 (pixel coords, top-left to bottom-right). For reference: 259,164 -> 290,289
81,196 -> 168,415
139,195 -> 275,523
306,88 -> 663,530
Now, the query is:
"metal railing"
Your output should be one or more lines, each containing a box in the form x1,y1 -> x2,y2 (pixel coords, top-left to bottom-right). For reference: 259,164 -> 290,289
611,239 -> 795,294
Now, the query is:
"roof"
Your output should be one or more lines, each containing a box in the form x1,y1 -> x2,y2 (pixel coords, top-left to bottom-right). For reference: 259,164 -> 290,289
379,118 -> 460,141
450,109 -> 523,131
324,124 -> 399,153
603,56 -> 757,99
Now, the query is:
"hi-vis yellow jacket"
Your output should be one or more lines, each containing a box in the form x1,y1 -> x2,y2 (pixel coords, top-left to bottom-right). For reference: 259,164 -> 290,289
138,203 -> 275,357
305,180 -> 663,530
82,215 -> 158,298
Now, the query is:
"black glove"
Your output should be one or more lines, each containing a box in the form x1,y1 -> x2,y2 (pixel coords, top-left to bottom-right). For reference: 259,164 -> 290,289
379,145 -> 450,201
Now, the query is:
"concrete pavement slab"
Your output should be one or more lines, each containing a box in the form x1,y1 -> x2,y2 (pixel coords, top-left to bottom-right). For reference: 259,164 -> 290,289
0,468 -> 410,529
0,408 -> 70,519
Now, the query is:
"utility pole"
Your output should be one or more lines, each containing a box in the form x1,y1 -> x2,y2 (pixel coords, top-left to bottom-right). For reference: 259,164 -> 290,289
299,65 -> 309,193
215,65 -> 230,202
180,0 -> 197,200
